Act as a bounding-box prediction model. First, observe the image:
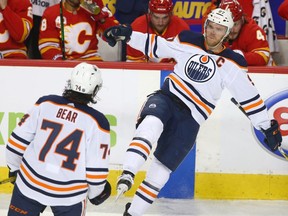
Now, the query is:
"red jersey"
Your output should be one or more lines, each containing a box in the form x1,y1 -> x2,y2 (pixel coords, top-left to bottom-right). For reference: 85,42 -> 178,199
224,17 -> 270,66
126,15 -> 190,63
278,0 -> 288,20
39,3 -> 118,61
0,0 -> 32,59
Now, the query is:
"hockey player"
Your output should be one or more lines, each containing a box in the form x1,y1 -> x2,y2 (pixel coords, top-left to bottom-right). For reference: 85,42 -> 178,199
0,0 -> 32,59
126,0 -> 190,63
219,0 -> 272,66
39,0 -> 119,60
6,62 -> 111,216
104,8 -> 282,216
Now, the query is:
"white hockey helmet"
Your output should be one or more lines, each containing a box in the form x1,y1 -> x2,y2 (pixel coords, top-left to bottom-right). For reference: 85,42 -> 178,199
206,8 -> 234,39
70,62 -> 103,95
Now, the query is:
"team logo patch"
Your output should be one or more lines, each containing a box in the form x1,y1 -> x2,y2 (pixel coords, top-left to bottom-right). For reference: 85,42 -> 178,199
252,90 -> 288,161
184,54 -> 216,83
149,103 -> 157,108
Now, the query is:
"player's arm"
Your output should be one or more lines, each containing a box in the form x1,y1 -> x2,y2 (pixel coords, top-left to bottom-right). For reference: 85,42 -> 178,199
86,118 -> 111,205
6,104 -> 39,172
224,65 -> 270,130
226,67 -> 282,151
1,0 -> 32,42
127,31 -> 178,60
39,11 -> 63,60
104,25 -> 179,59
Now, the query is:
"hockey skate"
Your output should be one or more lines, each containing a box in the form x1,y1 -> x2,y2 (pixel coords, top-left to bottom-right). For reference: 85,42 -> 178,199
115,172 -> 134,201
123,202 -> 132,216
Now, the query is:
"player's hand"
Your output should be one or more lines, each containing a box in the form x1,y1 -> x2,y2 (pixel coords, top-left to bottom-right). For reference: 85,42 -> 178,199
89,181 -> 111,205
261,119 -> 282,152
103,24 -> 132,47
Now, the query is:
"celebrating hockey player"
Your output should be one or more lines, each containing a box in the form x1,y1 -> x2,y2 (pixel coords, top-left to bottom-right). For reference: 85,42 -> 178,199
104,8 -> 282,216
6,62 -> 111,216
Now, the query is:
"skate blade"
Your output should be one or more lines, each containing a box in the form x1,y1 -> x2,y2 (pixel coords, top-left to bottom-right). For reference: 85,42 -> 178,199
115,185 -> 128,202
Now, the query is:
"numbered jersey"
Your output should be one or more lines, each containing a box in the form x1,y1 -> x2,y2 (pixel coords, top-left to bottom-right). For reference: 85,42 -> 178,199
39,3 -> 102,60
0,0 -> 32,58
128,30 -> 271,130
6,95 -> 110,206
225,17 -> 270,66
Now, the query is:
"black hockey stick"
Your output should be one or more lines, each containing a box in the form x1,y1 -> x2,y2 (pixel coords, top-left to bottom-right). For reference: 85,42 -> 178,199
230,97 -> 288,160
0,176 -> 16,185
60,0 -> 66,60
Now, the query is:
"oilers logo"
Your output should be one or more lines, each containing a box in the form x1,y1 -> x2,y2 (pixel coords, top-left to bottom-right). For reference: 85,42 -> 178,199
184,54 -> 216,83
252,90 -> 288,161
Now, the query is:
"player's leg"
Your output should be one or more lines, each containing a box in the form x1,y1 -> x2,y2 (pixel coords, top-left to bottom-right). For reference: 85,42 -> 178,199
125,157 -> 171,216
117,115 -> 164,194
117,93 -> 172,196
51,199 -> 87,216
8,184 -> 46,216
123,105 -> 199,215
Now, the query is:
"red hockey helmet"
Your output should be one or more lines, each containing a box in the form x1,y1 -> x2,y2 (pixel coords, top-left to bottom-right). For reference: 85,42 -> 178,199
149,0 -> 173,14
219,0 -> 243,21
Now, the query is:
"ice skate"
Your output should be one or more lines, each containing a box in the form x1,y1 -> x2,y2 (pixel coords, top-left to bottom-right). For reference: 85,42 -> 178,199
115,172 -> 134,201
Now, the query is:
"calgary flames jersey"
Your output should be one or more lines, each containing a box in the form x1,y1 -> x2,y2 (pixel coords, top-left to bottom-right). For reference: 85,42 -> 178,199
39,2 -> 118,61
224,18 -> 271,66
0,0 -> 32,59
128,30 -> 271,130
126,15 -> 190,63
6,95 -> 110,206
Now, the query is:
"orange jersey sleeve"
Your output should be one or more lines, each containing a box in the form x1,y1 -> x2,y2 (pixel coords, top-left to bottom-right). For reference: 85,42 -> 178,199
126,15 -> 190,62
0,0 -> 32,58
225,18 -> 270,66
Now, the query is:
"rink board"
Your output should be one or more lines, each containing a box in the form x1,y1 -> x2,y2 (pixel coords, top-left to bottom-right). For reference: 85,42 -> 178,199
0,61 -> 288,199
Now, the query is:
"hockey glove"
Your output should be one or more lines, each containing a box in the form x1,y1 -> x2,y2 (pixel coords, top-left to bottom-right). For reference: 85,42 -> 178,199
89,181 -> 111,205
261,119 -> 282,152
103,24 -> 132,47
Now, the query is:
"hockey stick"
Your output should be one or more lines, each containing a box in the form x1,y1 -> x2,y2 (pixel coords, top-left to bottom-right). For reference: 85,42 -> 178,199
230,97 -> 288,160
0,176 -> 16,185
59,0 -> 66,60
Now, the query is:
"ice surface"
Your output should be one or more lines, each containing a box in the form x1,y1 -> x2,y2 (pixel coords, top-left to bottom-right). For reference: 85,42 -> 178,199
1,194 -> 288,216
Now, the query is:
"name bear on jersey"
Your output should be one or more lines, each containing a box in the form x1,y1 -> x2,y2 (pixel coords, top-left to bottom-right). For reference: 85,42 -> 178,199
184,54 -> 216,83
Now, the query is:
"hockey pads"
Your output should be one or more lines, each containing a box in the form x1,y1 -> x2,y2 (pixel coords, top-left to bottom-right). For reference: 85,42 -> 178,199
261,119 -> 282,152
103,24 -> 132,47
89,181 -> 111,205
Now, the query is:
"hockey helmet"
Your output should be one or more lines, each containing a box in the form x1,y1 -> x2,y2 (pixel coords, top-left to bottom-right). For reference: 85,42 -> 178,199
206,8 -> 234,38
149,0 -> 173,14
219,0 -> 243,21
70,62 -> 103,95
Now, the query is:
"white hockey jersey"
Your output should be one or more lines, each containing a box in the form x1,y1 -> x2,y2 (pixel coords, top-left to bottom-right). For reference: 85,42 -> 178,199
128,31 -> 271,130
6,95 -> 110,206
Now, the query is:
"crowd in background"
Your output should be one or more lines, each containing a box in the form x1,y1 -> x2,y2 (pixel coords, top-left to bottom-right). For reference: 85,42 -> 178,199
0,0 -> 287,65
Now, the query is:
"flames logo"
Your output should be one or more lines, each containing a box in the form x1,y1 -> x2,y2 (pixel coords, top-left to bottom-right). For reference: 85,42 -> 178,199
184,54 -> 216,83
